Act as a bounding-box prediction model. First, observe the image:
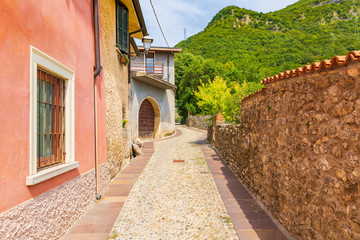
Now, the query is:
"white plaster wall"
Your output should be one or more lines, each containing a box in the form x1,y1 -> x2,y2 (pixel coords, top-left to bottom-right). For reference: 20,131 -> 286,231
131,79 -> 175,139
154,53 -> 175,83
131,51 -> 175,83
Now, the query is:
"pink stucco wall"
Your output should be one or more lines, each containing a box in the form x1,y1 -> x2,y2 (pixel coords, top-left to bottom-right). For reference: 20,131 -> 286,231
0,0 -> 107,213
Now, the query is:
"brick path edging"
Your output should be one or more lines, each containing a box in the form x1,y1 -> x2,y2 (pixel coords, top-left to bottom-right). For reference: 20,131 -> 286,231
62,130 -> 183,240
198,135 -> 293,240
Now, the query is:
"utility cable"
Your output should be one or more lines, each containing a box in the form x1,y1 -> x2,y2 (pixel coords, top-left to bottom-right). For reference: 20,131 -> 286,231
149,0 -> 177,81
149,0 -> 174,54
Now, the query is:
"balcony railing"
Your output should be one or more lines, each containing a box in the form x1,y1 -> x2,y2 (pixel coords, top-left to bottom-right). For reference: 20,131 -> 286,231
131,63 -> 164,76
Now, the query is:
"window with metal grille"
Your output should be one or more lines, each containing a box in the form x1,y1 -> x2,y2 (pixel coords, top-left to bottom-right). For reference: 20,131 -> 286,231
37,69 -> 66,169
116,1 -> 129,54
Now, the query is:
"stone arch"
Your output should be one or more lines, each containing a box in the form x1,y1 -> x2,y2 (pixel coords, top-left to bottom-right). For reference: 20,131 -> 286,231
138,97 -> 161,139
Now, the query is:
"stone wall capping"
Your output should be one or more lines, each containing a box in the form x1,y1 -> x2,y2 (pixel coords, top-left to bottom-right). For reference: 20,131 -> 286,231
242,50 -> 360,103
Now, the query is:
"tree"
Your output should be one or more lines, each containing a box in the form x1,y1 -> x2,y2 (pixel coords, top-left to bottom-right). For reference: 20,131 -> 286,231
194,76 -> 231,116
194,76 -> 263,123
175,52 -> 204,122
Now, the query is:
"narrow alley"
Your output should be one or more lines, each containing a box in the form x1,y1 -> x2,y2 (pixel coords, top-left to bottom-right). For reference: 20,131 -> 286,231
64,126 -> 289,240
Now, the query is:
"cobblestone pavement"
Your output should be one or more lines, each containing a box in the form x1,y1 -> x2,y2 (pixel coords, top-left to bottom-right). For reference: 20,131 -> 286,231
108,126 -> 239,240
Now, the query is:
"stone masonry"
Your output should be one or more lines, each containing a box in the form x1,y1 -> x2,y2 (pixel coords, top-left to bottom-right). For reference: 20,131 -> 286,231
186,115 -> 211,130
210,61 -> 360,239
101,0 -> 131,178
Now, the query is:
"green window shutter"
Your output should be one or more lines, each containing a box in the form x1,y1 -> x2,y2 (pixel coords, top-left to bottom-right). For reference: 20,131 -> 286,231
116,1 -> 129,54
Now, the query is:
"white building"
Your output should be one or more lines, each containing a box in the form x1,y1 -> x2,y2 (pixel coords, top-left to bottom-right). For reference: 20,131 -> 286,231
130,46 -> 181,139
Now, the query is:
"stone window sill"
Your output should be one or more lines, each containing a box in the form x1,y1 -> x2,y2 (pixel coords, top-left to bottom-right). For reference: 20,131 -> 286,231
26,162 -> 79,186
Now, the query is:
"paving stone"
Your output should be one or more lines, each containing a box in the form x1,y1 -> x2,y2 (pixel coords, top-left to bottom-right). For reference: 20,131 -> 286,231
62,141 -> 154,240
200,134 -> 291,240
109,127 -> 239,239
65,126 -> 290,240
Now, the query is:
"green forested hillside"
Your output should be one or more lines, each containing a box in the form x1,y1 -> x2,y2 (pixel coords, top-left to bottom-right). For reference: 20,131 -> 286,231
175,0 -> 360,121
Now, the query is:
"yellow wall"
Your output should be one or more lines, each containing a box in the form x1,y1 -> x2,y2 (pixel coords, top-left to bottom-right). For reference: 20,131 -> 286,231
101,0 -> 131,178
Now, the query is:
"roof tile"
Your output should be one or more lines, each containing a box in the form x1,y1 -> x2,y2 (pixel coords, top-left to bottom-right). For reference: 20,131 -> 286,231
243,50 -> 360,102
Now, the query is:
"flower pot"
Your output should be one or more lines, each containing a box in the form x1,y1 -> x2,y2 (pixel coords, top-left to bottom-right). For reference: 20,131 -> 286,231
120,56 -> 126,63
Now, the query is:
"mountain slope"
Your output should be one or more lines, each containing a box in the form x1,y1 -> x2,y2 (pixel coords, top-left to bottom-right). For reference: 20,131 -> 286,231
176,0 -> 360,79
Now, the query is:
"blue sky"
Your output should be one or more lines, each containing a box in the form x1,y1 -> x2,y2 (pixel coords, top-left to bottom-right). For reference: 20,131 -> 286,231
137,0 -> 299,47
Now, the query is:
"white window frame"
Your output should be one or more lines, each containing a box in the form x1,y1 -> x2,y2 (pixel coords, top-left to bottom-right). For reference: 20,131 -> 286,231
27,46 -> 78,186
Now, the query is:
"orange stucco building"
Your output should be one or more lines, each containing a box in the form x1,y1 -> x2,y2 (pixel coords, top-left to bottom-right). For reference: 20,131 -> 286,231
0,0 -> 147,238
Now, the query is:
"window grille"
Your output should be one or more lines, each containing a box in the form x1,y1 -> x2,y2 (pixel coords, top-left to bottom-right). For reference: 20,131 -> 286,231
37,69 -> 66,169
116,1 -> 129,54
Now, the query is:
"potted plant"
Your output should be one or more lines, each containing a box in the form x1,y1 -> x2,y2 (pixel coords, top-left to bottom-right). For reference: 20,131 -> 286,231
119,54 -> 129,65
116,44 -> 129,65
120,55 -> 126,64
124,55 -> 130,65
122,119 -> 128,128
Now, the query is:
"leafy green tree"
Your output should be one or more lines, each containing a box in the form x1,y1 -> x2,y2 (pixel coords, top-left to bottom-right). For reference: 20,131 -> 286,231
223,81 -> 263,122
194,76 -> 231,116
175,52 -> 204,122
194,76 -> 263,123
174,0 -> 360,123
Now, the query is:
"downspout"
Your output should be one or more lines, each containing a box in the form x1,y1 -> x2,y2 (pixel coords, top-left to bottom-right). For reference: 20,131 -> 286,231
128,42 -> 132,161
93,0 -> 102,200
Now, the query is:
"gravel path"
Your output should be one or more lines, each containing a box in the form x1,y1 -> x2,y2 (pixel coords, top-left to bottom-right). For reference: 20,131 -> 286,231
108,126 -> 238,240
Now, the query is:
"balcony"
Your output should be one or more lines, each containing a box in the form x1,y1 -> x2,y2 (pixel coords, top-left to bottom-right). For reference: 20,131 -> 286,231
131,63 -> 164,79
130,62 -> 176,90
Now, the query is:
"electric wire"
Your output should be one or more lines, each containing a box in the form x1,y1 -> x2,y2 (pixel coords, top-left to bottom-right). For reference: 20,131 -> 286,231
149,0 -> 174,54
149,0 -> 178,81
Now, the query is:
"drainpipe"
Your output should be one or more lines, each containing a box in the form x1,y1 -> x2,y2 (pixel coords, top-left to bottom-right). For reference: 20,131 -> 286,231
128,50 -> 132,160
93,0 -> 102,200
127,39 -> 136,160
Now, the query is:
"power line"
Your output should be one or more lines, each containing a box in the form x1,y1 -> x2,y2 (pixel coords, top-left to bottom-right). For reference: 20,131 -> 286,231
149,0 -> 171,48
149,0 -> 176,81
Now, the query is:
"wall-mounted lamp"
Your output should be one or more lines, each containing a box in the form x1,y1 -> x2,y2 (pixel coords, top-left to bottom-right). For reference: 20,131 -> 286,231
142,35 -> 153,54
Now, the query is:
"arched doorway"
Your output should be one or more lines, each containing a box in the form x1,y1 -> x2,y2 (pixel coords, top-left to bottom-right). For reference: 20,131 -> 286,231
138,98 -> 161,139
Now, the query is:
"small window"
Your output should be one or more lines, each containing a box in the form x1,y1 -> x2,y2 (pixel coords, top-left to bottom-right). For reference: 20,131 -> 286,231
146,53 -> 154,73
116,1 -> 129,54
37,69 -> 66,169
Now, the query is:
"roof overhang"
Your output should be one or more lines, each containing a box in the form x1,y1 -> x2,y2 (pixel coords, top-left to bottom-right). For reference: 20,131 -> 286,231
131,72 -> 177,90
121,0 -> 147,40
137,46 -> 182,53
130,38 -> 139,54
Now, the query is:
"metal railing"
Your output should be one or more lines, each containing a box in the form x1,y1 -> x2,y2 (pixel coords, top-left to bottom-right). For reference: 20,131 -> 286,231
131,63 -> 164,75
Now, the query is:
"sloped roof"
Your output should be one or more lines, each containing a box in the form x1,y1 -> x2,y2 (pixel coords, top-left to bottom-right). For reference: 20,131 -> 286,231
242,50 -> 360,102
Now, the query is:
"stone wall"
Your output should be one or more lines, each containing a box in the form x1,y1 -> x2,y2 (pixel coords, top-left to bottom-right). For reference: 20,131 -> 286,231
0,163 -> 110,240
211,61 -> 360,240
101,0 -> 130,178
186,115 -> 211,130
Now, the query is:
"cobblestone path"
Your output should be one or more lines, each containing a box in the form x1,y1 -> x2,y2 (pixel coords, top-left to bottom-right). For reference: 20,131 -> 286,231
109,126 -> 239,239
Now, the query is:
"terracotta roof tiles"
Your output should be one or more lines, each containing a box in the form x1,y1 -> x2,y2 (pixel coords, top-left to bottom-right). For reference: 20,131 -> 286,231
241,50 -> 360,102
